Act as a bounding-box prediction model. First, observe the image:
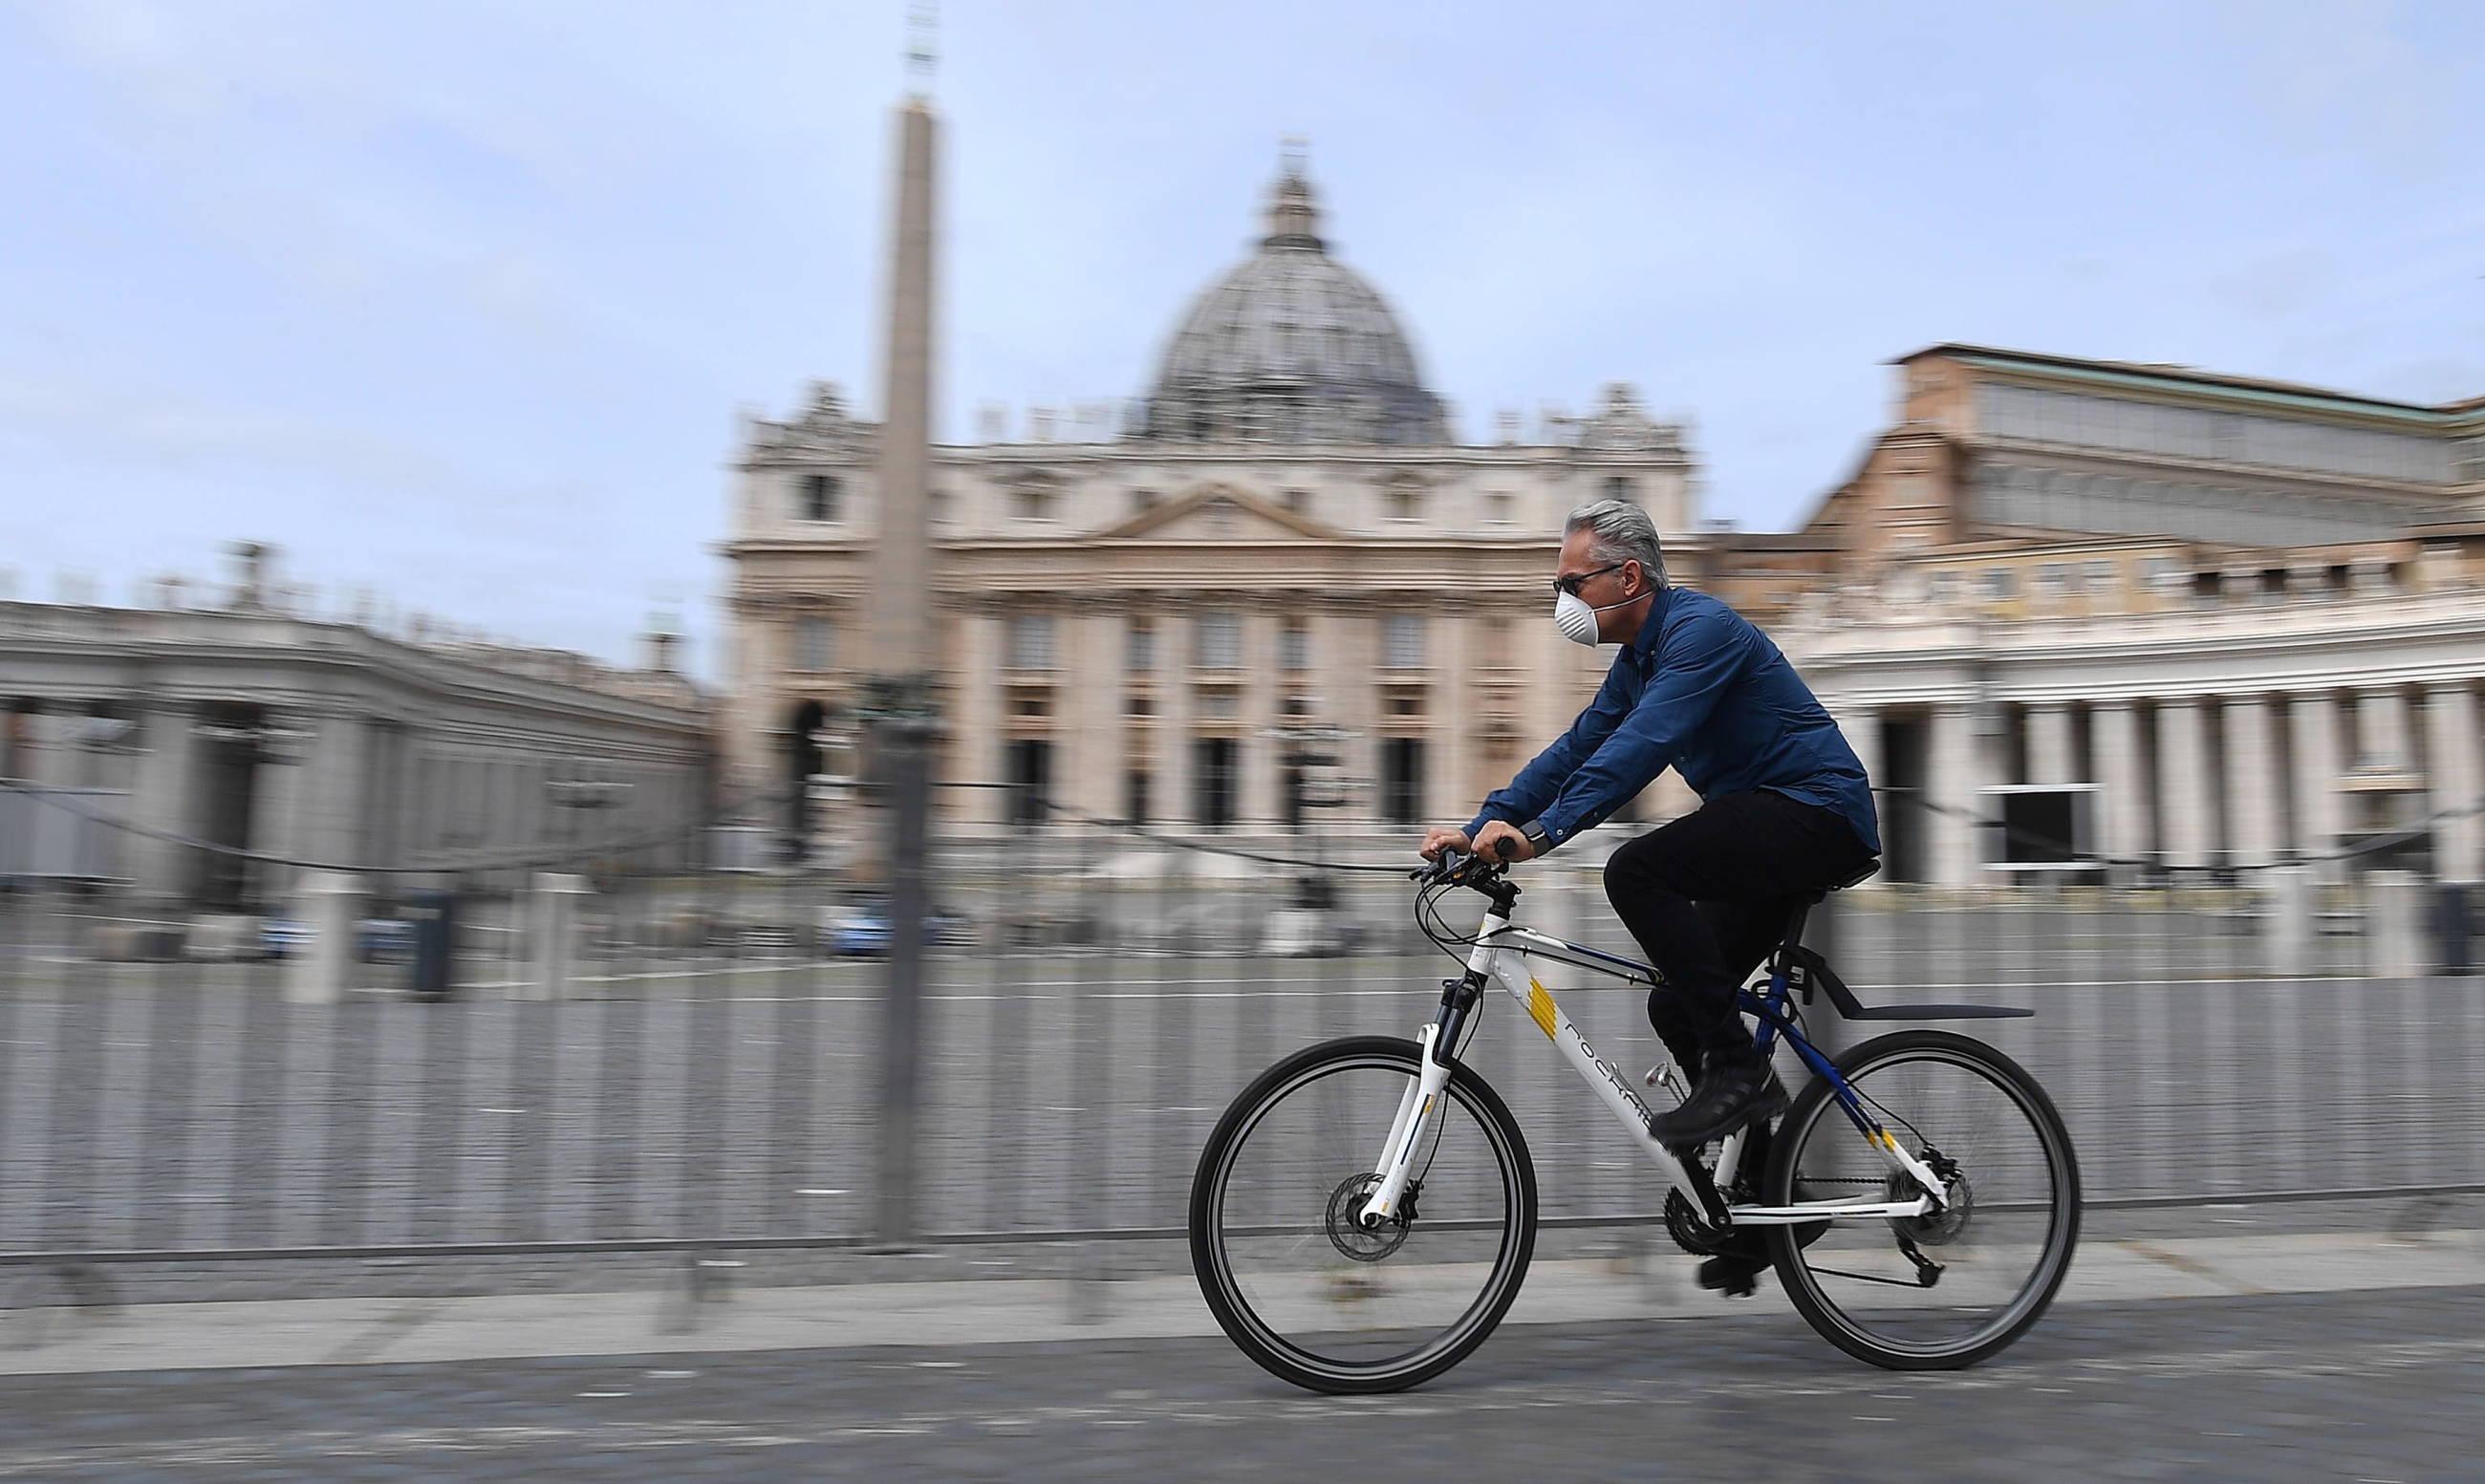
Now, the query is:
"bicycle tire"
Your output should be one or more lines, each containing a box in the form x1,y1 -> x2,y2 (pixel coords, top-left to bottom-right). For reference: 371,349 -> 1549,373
1189,1035 -> 1538,1394
1764,1029 -> 2081,1370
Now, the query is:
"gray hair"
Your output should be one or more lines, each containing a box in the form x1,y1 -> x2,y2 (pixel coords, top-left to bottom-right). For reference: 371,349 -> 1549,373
1563,499 -> 1668,589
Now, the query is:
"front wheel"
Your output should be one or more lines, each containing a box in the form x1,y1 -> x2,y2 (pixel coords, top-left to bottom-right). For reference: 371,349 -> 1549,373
1189,1036 -> 1538,1394
1764,1029 -> 2081,1369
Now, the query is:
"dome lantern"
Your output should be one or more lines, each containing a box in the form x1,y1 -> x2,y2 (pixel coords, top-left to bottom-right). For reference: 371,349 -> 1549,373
1137,146 -> 1447,447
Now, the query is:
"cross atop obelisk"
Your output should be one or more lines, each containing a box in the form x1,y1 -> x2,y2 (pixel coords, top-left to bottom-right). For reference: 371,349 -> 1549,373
904,1 -> 937,97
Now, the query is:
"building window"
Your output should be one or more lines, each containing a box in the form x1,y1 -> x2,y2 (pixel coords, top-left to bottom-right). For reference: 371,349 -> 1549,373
1007,614 -> 1056,672
1131,488 -> 1159,514
1279,621 -> 1309,672
1127,618 -> 1156,673
1387,485 -> 1421,521
1196,610 -> 1241,670
1926,570 -> 1956,606
794,614 -> 833,672
1488,493 -> 1513,525
799,473 -> 842,523
1195,738 -> 1240,828
1006,739 -> 1051,828
1384,614 -> 1426,669
2084,559 -> 2117,592
1284,488 -> 1311,515
2036,564 -> 2069,596
1013,483 -> 1056,521
1126,694 -> 1153,717
1126,768 -> 1151,825
1011,693 -> 1051,719
1604,475 -> 1637,504
1983,569 -> 2017,602
1380,738 -> 1426,826
1199,691 -> 1238,720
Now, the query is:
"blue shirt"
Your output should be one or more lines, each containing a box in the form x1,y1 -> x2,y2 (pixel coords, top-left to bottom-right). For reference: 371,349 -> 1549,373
1465,587 -> 1880,855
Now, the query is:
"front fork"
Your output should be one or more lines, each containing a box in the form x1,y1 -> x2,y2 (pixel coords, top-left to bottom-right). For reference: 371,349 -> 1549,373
1355,939 -> 1494,1228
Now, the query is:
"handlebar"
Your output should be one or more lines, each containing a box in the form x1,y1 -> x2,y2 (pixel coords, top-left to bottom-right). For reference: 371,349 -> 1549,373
1410,850 -> 1511,888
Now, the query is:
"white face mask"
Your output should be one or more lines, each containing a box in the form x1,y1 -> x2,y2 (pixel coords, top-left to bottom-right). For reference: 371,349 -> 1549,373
1553,586 -> 1646,647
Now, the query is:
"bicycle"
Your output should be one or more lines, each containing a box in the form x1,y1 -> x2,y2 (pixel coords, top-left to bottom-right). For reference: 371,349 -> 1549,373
1188,850 -> 2081,1392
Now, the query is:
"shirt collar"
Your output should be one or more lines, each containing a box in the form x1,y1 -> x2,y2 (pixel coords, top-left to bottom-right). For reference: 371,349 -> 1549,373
1625,586 -> 1674,665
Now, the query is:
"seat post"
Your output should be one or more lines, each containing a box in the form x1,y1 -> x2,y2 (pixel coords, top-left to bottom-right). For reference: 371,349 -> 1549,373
1775,898 -> 1816,973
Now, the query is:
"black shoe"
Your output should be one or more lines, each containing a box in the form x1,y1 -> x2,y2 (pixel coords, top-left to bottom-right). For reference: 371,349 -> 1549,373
1646,1055 -> 1787,1149
1696,1252 -> 1766,1299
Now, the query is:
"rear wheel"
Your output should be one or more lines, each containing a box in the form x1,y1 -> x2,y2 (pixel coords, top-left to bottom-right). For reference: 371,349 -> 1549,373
1189,1036 -> 1537,1394
1764,1029 -> 2079,1369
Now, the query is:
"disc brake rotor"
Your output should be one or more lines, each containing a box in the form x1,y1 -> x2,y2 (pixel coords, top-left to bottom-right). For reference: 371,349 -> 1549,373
1325,1173 -> 1414,1261
1886,1162 -> 1974,1246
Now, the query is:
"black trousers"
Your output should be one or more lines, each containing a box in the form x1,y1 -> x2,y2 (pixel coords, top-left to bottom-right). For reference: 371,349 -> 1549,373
1601,790 -> 1878,1075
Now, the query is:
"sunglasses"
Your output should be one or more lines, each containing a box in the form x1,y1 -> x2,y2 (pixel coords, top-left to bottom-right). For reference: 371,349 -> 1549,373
1551,562 -> 1626,598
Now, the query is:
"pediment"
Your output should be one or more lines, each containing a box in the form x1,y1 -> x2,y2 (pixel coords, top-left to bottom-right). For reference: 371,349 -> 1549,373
1098,484 -> 1346,542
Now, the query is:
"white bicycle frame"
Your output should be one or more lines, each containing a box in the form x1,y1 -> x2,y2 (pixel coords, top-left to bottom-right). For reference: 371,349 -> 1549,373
1356,891 -> 1948,1234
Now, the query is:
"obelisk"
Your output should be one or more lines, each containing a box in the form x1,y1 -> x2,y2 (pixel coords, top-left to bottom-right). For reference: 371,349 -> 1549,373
869,34 -> 940,1249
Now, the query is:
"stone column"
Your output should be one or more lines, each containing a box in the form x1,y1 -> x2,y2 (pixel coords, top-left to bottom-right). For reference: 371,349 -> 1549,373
129,701 -> 202,902
248,720 -> 309,908
2223,696 -> 2283,870
1318,607 -> 1367,828
1070,611 -> 1123,823
2091,700 -> 2147,875
956,607 -> 1005,827
1832,701 -> 1883,846
2288,692 -> 2345,881
1926,701 -> 1981,887
1158,613 -> 1193,827
292,711 -> 369,871
1435,609 -> 1473,827
2355,685 -> 2412,773
1240,608 -> 1281,828
2156,698 -> 2214,870
2024,704 -> 2076,785
2426,681 -> 2481,884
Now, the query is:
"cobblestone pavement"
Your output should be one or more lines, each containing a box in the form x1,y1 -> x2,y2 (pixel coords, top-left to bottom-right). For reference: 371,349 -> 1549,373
1,1285 -> 2479,1482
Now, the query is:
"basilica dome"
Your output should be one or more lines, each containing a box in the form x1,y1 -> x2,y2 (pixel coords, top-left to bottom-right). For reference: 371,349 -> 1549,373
1139,164 -> 1448,446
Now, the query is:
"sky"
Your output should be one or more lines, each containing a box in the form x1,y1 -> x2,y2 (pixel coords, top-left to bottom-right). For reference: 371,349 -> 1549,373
3,0 -> 2480,681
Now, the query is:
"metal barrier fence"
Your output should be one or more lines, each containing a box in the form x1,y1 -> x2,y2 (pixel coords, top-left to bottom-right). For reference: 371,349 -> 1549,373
1,833 -> 2480,1266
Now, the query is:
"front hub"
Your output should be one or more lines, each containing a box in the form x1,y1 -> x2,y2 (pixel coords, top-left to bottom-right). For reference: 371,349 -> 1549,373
1326,1173 -> 1414,1261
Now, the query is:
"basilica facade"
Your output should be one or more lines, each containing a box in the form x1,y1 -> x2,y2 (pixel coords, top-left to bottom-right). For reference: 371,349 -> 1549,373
721,165 -> 1707,850
723,166 -> 2485,887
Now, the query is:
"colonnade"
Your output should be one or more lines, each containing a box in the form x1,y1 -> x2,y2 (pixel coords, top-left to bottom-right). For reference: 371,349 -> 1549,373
6,696 -> 708,902
1842,679 -> 2485,887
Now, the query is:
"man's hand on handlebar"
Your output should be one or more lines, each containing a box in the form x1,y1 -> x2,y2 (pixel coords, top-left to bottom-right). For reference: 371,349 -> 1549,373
1417,822 -> 1536,867
1473,821 -> 1536,865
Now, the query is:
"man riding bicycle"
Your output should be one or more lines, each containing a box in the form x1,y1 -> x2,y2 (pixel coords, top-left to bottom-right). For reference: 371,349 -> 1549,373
1418,499 -> 1880,1249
